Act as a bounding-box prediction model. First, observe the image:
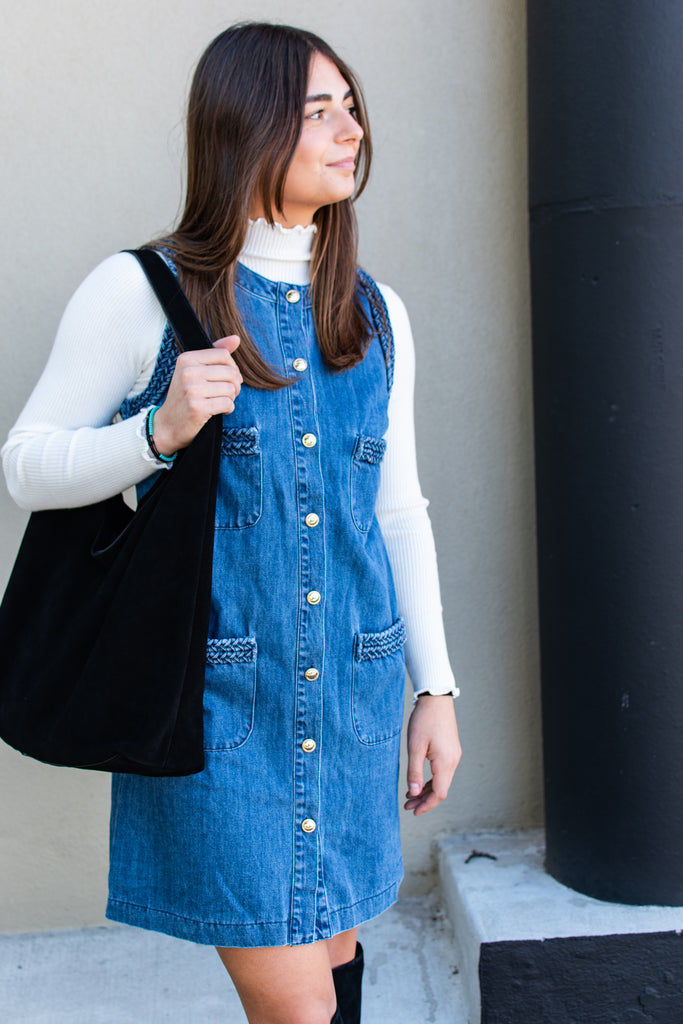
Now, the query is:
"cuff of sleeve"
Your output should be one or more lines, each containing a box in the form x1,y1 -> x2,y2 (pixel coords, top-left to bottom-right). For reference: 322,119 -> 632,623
412,685 -> 460,704
136,407 -> 174,470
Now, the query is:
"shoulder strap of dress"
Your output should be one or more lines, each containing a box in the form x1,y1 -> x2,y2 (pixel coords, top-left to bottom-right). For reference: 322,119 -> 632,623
356,268 -> 395,394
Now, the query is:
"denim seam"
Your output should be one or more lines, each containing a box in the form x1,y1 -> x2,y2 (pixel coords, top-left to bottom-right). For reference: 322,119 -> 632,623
107,897 -> 287,928
327,881 -> 399,916
236,284 -> 278,303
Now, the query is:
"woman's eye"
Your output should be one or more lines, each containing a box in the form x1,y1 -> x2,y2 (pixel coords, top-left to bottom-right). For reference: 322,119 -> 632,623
346,105 -> 358,121
306,108 -> 324,120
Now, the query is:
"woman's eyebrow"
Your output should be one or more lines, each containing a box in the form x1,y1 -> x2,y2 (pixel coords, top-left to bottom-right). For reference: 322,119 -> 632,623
305,89 -> 354,103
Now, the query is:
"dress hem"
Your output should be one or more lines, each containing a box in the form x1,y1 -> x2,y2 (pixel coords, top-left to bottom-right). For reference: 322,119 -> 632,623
105,879 -> 401,947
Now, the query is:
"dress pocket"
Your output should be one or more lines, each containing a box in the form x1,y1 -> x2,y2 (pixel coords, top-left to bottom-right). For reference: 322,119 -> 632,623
350,434 -> 386,533
203,636 -> 257,750
216,426 -> 262,529
351,618 -> 406,744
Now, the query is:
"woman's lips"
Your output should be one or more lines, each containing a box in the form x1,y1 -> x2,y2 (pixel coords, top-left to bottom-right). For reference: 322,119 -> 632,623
328,158 -> 356,170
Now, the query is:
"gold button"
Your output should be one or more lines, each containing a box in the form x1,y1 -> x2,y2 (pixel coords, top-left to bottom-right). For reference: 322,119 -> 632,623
305,513 -> 319,528
286,289 -> 301,304
293,358 -> 308,372
302,739 -> 317,753
301,818 -> 316,833
305,667 -> 319,681
302,433 -> 317,448
306,591 -> 321,606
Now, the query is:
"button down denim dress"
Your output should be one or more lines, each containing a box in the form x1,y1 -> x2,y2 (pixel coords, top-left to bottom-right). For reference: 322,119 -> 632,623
106,261 -> 406,947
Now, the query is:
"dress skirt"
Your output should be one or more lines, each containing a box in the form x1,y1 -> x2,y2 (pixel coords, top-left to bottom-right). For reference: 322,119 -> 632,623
106,628 -> 406,947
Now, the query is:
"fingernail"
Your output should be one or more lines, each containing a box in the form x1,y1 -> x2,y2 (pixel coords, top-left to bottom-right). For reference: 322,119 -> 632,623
409,783 -> 420,796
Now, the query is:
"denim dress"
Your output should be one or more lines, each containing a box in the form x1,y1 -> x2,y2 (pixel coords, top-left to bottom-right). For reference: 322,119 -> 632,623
106,261 -> 406,947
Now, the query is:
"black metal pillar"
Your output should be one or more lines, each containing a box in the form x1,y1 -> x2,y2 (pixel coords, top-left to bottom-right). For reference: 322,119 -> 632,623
528,3 -> 683,904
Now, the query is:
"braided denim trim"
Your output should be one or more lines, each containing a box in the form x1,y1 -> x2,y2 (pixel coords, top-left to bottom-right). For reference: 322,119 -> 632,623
119,247 -> 181,420
354,618 -> 406,662
206,637 -> 257,665
356,268 -> 395,394
221,426 -> 260,457
353,434 -> 386,466
119,322 -> 178,420
153,243 -> 178,275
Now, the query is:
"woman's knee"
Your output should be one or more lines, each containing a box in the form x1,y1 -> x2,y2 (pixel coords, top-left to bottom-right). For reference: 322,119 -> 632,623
285,995 -> 338,1024
239,993 -> 337,1024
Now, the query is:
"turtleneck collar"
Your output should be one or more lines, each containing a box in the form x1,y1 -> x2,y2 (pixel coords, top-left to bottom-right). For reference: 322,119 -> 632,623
238,218 -> 316,286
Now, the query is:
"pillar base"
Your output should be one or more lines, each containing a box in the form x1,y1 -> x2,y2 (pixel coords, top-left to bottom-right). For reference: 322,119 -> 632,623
437,830 -> 683,1023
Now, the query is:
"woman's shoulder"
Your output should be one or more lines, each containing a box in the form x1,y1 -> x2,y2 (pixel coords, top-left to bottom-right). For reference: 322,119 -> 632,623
355,265 -> 411,343
374,282 -> 413,359
59,251 -> 167,368
374,282 -> 410,335
359,279 -> 414,393
67,251 -> 165,320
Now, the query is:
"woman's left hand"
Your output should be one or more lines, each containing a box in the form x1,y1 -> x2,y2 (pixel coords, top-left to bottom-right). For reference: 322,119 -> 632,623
404,695 -> 462,816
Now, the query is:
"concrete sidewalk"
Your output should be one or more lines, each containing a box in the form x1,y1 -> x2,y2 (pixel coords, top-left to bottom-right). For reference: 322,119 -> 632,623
0,894 -> 469,1024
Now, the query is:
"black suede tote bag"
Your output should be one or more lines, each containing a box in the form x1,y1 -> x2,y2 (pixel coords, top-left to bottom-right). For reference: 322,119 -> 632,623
0,248 -> 221,775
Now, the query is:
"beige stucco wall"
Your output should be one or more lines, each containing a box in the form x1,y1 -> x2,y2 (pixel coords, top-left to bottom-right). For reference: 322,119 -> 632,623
0,0 -> 538,932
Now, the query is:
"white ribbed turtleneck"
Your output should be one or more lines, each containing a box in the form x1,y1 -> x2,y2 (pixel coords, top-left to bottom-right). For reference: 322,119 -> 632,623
239,218 -> 316,285
2,226 -> 457,697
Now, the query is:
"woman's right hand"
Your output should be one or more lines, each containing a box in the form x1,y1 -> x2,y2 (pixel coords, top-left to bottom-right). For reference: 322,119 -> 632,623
150,335 -> 242,456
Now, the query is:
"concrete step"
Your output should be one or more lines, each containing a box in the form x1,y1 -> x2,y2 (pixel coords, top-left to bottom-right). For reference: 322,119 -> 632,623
0,894 -> 469,1023
437,829 -> 683,1024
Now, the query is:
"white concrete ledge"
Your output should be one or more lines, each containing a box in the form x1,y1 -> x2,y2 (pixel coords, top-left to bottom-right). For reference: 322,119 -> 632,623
437,829 -> 683,1024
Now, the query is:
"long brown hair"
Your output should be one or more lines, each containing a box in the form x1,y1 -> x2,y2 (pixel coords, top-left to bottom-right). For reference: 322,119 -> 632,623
155,22 -> 374,389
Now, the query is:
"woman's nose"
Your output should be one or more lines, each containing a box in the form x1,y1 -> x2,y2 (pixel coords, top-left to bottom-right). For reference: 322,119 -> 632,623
337,110 -> 363,142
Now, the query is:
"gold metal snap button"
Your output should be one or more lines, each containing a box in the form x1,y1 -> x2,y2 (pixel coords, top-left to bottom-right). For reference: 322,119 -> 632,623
302,433 -> 317,448
301,818 -> 316,833
293,358 -> 308,371
305,513 -> 319,528
306,591 -> 321,606
305,667 -> 320,681
302,739 -> 317,753
286,289 -> 301,303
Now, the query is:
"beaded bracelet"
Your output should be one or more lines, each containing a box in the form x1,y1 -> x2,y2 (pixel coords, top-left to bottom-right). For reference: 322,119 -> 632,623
145,406 -> 177,464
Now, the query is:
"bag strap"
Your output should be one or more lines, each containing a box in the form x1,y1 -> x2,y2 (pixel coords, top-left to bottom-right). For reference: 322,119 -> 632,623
124,248 -> 212,354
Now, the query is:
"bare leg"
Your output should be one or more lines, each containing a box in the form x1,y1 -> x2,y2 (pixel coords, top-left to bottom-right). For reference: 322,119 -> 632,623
216,928 -> 359,1024
326,927 -> 358,969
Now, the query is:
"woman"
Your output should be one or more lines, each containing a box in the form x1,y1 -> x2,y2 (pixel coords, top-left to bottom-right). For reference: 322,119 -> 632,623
3,23 -> 460,1024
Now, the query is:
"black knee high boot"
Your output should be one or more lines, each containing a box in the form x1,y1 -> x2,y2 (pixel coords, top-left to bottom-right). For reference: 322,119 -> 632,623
331,942 -> 364,1024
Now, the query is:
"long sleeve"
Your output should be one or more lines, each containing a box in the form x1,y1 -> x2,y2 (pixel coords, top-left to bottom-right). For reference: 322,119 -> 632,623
376,284 -> 459,698
2,253 -> 169,510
